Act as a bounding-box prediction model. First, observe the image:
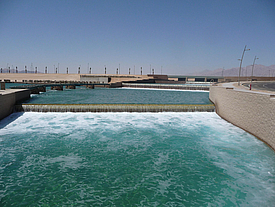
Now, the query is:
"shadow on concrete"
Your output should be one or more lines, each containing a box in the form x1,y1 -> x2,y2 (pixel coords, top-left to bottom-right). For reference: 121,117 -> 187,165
0,112 -> 24,130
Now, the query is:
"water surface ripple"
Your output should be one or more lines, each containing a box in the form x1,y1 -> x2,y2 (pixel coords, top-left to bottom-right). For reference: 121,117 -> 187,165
0,112 -> 274,206
24,87 -> 211,105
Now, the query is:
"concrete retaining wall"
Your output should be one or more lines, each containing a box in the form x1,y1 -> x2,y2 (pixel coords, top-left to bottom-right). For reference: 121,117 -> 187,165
0,89 -> 30,120
209,85 -> 275,150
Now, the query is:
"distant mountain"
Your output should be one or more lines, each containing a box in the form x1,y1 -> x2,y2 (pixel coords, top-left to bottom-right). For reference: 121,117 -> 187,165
188,64 -> 275,77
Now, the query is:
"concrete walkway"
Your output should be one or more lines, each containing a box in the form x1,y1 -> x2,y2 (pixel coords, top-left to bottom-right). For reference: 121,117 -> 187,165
220,82 -> 275,95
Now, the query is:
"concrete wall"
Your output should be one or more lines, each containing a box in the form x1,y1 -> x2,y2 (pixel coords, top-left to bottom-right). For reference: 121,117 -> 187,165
209,85 -> 275,150
0,89 -> 30,120
80,75 -> 109,83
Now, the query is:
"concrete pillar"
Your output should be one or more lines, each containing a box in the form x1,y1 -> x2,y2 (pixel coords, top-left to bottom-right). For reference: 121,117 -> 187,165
38,86 -> 46,92
66,85 -> 76,89
1,82 -> 5,90
51,86 -> 63,91
31,88 -> 40,94
86,85 -> 94,89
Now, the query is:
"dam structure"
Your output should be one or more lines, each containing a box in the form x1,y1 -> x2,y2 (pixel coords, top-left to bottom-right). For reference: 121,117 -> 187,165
1,75 -> 275,206
0,73 -> 218,118
210,82 -> 275,150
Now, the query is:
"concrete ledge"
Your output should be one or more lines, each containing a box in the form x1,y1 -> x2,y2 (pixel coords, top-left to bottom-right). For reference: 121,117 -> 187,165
15,104 -> 215,113
209,84 -> 275,150
0,89 -> 30,120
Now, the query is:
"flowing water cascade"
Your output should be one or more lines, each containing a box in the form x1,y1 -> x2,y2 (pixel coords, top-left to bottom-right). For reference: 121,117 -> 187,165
122,83 -> 210,90
15,104 -> 215,113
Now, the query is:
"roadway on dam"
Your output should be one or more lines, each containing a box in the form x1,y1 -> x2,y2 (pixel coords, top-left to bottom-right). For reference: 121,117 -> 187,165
243,81 -> 275,91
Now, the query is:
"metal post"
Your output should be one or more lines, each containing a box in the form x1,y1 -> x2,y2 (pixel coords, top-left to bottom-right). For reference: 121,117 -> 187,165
116,68 -> 118,75
45,66 -> 47,74
250,56 -> 258,89
141,67 -> 142,75
1,82 -> 5,90
89,67 -> 91,74
238,45 -> 250,86
129,68 -> 130,75
78,67 -> 80,74
35,67 -> 37,74
25,66 -> 27,73
105,67 -> 106,74
16,66 -> 18,73
8,67 -> 10,73
67,67 -> 68,74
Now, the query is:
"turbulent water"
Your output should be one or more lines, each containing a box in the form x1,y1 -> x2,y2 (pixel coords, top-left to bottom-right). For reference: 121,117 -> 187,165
23,87 -> 211,105
0,112 -> 274,206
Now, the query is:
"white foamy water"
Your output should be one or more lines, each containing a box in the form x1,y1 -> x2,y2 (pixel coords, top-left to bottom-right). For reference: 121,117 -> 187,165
0,112 -> 274,206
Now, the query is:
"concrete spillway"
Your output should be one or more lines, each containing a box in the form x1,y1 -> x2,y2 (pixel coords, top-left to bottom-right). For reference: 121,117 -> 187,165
15,104 -> 215,113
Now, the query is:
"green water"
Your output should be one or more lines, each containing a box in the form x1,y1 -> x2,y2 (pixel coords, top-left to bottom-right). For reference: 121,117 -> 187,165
0,112 -> 274,206
23,87 -> 211,105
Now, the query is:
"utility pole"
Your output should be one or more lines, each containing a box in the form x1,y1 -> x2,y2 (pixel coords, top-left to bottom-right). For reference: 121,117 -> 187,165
250,56 -> 259,90
141,67 -> 142,75
238,45 -> 250,86
45,66 -> 47,74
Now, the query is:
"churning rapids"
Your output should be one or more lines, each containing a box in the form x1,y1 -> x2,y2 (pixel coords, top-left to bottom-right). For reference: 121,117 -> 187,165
0,112 -> 274,206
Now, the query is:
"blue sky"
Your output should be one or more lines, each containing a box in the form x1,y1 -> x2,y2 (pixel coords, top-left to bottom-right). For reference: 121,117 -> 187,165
0,0 -> 274,75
